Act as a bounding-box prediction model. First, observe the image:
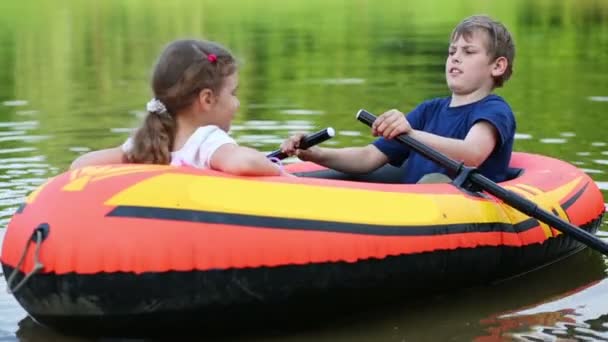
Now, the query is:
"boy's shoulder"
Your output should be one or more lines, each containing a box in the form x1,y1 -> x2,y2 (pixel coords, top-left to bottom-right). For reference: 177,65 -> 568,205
478,94 -> 513,112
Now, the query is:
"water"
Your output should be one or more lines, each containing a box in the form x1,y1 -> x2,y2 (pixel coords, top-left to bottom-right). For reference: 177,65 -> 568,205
0,0 -> 607,340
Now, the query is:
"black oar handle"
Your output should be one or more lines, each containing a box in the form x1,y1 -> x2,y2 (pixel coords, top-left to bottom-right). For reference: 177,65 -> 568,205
267,127 -> 336,160
356,109 -> 608,256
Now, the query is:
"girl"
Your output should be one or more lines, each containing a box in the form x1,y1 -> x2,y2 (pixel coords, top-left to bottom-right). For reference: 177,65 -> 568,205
70,39 -> 284,176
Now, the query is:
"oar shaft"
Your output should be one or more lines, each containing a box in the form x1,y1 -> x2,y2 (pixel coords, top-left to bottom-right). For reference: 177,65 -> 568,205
356,109 -> 608,256
267,127 -> 335,160
357,109 -> 464,173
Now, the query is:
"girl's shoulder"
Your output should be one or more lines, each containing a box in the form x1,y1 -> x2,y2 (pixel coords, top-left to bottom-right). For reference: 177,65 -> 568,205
185,125 -> 233,147
172,125 -> 236,168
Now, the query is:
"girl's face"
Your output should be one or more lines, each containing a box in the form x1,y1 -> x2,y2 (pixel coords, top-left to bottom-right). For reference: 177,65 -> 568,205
445,30 -> 497,95
208,72 -> 240,132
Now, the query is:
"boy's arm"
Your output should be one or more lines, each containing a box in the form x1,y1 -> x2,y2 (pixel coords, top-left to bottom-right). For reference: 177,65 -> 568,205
296,145 -> 389,174
70,147 -> 125,170
409,121 -> 498,167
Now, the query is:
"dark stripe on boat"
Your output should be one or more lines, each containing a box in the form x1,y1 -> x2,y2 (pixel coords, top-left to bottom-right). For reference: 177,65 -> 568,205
561,182 -> 588,210
108,206 -> 541,236
512,185 -> 538,195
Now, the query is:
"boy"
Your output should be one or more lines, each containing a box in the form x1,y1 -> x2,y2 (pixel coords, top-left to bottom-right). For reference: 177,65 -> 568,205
281,15 -> 516,184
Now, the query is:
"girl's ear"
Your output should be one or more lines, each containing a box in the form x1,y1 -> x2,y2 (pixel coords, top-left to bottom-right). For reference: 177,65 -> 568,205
491,56 -> 508,77
198,88 -> 215,110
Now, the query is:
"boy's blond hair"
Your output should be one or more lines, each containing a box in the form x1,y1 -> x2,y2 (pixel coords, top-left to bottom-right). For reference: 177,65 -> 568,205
451,15 -> 515,88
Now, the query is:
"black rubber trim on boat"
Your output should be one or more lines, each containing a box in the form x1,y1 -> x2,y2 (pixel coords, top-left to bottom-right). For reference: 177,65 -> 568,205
107,205 -> 540,236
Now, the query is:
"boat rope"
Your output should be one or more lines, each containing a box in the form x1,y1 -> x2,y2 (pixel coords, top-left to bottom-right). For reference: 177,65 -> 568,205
6,224 -> 49,294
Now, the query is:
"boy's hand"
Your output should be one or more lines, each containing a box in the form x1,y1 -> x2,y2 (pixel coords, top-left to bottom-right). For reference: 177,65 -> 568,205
280,133 -> 306,155
372,109 -> 412,139
280,133 -> 318,161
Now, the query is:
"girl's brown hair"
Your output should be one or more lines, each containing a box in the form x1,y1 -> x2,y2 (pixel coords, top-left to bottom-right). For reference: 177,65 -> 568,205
126,39 -> 237,164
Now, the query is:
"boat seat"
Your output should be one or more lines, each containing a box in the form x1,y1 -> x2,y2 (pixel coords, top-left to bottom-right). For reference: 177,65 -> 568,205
505,167 -> 524,181
294,164 -> 403,184
295,164 -> 525,184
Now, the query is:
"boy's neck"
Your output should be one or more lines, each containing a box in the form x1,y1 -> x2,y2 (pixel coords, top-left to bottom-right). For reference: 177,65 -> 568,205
449,88 -> 493,107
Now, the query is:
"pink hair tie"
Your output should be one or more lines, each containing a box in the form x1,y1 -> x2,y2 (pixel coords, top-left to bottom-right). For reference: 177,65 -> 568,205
207,54 -> 217,63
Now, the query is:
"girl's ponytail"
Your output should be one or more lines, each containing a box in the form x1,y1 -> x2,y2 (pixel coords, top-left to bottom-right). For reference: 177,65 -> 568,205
125,98 -> 176,164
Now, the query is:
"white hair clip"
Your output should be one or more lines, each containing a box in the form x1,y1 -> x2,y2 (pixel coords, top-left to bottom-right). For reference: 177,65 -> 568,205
146,98 -> 168,115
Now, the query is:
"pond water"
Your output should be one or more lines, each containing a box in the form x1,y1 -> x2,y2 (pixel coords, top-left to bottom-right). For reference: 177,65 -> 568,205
0,0 -> 607,340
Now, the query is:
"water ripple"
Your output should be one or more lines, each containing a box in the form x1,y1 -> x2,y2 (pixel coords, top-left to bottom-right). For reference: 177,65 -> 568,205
514,133 -> 532,140
280,109 -> 324,115
0,120 -> 38,128
580,168 -> 604,174
338,130 -> 362,137
588,96 -> 608,102
540,138 -> 567,144
0,135 -> 49,143
0,147 -> 36,154
1,100 -> 28,106
318,78 -> 366,85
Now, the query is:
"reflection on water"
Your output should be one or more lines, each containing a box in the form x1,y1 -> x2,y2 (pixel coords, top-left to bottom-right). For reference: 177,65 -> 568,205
0,121 -> 54,228
494,280 -> 608,341
0,0 -> 607,340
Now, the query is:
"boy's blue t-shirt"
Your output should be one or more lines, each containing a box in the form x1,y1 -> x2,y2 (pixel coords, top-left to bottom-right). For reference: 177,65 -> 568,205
372,94 -> 516,184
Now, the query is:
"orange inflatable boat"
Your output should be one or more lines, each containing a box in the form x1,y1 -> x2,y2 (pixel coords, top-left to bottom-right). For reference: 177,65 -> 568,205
1,152 -> 604,335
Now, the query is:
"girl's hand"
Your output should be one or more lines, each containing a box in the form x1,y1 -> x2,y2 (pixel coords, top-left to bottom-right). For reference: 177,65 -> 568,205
372,109 -> 412,139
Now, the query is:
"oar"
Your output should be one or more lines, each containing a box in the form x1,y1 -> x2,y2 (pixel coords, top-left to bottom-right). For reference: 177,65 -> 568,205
356,109 -> 608,256
266,127 -> 335,160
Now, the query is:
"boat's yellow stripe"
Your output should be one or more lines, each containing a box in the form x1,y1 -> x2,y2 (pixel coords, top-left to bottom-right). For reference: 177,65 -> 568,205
501,177 -> 582,237
105,174 -> 511,226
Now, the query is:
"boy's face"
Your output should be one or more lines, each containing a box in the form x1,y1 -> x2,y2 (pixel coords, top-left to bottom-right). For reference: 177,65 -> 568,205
445,30 -> 497,95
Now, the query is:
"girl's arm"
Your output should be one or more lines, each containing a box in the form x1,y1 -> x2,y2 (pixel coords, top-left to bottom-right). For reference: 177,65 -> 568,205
70,147 -> 125,170
209,144 -> 283,176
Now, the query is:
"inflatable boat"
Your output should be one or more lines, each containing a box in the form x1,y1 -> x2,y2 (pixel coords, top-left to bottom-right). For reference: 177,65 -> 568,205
1,151 -> 604,335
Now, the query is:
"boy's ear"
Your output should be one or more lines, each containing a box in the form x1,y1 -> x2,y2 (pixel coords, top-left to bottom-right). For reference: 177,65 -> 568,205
198,88 -> 215,110
491,56 -> 508,77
